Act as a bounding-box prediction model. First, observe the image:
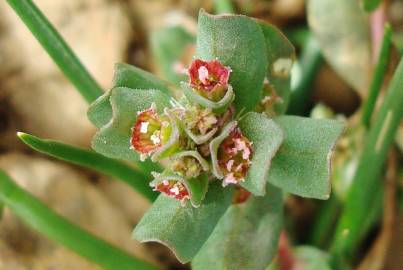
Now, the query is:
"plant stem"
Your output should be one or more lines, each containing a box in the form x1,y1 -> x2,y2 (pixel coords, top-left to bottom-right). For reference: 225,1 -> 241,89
213,0 -> 235,14
0,170 -> 159,270
287,34 -> 322,116
18,132 -> 158,201
362,24 -> 393,128
331,56 -> 403,265
6,0 -> 103,103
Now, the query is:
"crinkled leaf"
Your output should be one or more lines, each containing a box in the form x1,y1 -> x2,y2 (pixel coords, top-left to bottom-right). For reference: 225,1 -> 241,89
238,112 -> 284,196
268,116 -> 345,199
196,10 -> 267,112
91,87 -> 171,161
258,21 -> 295,114
88,63 -> 171,128
192,184 -> 283,270
151,26 -> 195,84
133,182 -> 233,263
150,170 -> 209,207
307,0 -> 370,93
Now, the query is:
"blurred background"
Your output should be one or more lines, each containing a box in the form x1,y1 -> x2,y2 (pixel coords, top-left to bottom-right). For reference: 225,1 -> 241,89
0,0 -> 402,269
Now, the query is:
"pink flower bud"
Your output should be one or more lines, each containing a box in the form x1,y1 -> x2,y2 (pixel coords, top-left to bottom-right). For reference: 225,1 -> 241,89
217,128 -> 253,186
154,180 -> 190,202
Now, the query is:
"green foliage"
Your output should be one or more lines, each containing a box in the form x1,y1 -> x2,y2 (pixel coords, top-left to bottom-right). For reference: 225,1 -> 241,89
238,112 -> 284,196
196,10 -> 268,112
91,87 -> 171,162
0,170 -> 158,270
192,184 -> 283,270
88,63 -> 172,128
258,22 -> 295,114
133,182 -> 233,263
268,116 -> 345,199
332,57 -> 403,263
17,132 -> 157,201
151,26 -> 195,84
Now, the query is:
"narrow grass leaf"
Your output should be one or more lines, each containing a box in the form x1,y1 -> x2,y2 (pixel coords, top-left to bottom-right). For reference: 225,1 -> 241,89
0,170 -> 159,270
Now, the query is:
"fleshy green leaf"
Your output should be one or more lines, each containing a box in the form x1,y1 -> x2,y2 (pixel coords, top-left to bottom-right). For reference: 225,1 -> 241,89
196,10 -> 268,112
238,112 -> 284,196
133,182 -> 233,263
151,26 -> 195,84
150,171 -> 209,207
192,184 -> 283,270
91,87 -> 171,161
268,116 -> 345,199
88,63 -> 172,128
258,21 -> 295,114
307,0 -> 370,93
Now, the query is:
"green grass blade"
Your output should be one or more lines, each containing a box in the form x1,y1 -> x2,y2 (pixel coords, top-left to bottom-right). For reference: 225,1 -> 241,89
6,0 -> 103,103
287,34 -> 323,115
331,56 -> 403,263
17,132 -> 157,201
362,24 -> 393,128
0,170 -> 159,270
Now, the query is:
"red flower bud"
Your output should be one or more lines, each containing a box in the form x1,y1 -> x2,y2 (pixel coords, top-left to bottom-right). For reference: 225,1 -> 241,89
188,59 -> 231,101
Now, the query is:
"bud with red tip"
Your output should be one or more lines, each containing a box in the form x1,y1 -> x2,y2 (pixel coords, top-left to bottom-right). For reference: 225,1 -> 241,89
188,59 -> 231,102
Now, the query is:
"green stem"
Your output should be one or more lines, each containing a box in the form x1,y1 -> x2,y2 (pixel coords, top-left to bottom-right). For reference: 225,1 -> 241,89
331,56 -> 403,264
287,34 -> 323,116
6,0 -> 103,103
213,0 -> 235,14
362,24 -> 392,128
0,170 -> 159,270
18,132 -> 158,201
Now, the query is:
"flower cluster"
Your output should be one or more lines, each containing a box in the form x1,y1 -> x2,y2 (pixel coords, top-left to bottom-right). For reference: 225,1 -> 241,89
131,59 -> 253,206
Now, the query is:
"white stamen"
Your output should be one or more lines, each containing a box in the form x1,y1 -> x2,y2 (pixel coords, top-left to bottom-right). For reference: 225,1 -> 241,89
198,66 -> 209,84
150,133 -> 161,145
226,159 -> 234,171
162,180 -> 169,185
140,121 -> 149,133
222,173 -> 237,186
170,185 -> 180,195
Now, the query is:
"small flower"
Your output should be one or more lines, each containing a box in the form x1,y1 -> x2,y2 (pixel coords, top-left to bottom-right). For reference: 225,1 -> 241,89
131,104 -> 171,160
184,105 -> 218,135
217,128 -> 253,186
171,156 -> 203,179
188,59 -> 231,101
153,180 -> 190,202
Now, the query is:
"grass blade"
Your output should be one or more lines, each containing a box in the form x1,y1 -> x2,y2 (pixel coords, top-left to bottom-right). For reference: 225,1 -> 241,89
0,170 -> 159,270
287,34 -> 322,116
362,24 -> 392,128
331,56 -> 403,264
6,0 -> 103,103
17,132 -> 158,201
